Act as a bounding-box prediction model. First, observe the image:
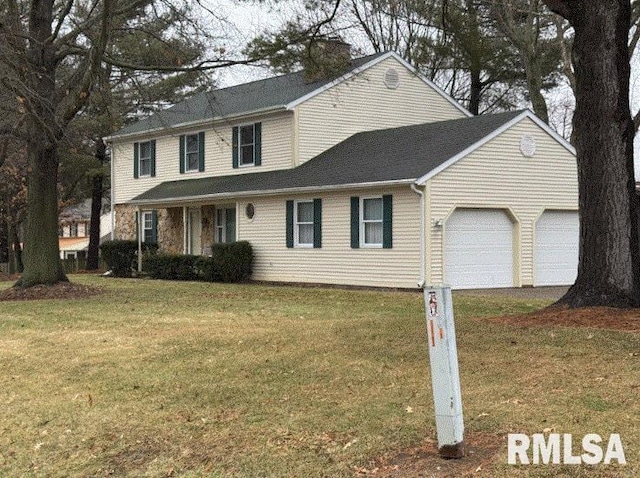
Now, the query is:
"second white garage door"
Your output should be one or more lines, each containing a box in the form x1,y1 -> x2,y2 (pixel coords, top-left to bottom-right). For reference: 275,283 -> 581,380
445,209 -> 514,289
535,211 -> 579,286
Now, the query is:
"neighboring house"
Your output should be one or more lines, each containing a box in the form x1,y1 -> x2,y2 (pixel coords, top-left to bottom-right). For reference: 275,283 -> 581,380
107,50 -> 579,290
59,199 -> 113,259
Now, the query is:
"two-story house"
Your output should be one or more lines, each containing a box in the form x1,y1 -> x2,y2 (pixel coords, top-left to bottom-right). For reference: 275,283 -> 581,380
107,50 -> 579,289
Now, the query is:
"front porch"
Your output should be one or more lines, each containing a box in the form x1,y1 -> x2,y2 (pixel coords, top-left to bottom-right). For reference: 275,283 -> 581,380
113,203 -> 239,256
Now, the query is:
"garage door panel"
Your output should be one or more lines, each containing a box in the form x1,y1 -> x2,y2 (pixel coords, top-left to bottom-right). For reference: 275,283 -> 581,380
445,209 -> 514,289
535,211 -> 579,286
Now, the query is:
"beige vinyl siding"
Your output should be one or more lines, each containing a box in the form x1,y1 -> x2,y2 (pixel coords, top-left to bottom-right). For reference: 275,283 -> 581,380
237,186 -> 422,289
295,56 -> 468,164
427,117 -> 578,287
112,112 -> 294,204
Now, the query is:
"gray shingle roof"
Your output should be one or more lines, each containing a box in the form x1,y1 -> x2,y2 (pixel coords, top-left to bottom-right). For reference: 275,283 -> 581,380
112,53 -> 388,138
130,110 -> 525,204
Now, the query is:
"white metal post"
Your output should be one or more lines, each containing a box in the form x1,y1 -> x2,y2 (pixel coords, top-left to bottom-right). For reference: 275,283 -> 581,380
424,285 -> 464,458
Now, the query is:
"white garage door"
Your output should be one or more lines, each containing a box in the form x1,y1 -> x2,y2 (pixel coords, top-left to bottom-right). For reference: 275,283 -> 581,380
535,211 -> 579,286
445,209 -> 514,289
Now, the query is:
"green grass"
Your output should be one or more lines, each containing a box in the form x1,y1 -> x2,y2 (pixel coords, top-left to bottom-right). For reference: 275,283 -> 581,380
0,276 -> 638,477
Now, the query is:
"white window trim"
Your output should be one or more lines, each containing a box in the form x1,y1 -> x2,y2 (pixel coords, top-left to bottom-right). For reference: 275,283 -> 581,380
294,200 -> 314,248
142,211 -> 154,243
238,123 -> 256,167
216,208 -> 227,243
138,141 -> 152,177
184,133 -> 200,173
360,196 -> 383,248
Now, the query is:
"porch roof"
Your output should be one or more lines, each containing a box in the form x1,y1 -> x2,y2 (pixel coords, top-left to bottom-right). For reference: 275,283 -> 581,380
129,111 -> 524,206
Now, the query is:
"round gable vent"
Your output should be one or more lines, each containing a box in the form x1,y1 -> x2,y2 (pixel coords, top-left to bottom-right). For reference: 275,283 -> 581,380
384,68 -> 400,89
520,135 -> 536,157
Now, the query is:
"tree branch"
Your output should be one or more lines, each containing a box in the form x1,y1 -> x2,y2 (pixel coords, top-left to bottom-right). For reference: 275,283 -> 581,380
542,0 -> 574,21
58,0 -> 113,129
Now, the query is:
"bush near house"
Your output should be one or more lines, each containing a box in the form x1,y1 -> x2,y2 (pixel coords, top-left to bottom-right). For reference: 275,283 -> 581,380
141,241 -> 254,283
143,254 -> 199,281
208,241 -> 254,282
100,240 -> 158,277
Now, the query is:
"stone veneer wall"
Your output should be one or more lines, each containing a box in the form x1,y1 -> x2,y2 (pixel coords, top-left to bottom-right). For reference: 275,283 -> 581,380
201,205 -> 215,254
114,204 -> 184,254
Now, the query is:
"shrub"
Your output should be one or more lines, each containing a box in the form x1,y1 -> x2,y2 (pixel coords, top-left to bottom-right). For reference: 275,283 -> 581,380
100,240 -> 158,277
195,256 -> 220,282
210,241 -> 254,282
144,254 -> 199,281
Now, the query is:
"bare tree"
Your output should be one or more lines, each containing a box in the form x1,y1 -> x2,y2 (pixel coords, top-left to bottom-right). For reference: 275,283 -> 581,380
0,0 -> 272,288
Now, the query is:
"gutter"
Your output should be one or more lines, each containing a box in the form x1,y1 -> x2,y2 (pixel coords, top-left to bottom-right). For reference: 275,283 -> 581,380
124,179 -> 416,208
105,106 -> 288,142
411,183 -> 426,289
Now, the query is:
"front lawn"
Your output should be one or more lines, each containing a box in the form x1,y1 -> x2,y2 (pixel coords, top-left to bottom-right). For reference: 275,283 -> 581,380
0,277 -> 638,477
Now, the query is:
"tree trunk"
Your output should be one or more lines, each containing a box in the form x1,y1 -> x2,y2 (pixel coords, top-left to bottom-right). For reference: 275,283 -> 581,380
11,225 -> 23,274
86,139 -> 106,270
523,53 -> 550,123
469,67 -> 481,116
17,143 -> 67,286
548,0 -> 640,307
14,0 -> 68,287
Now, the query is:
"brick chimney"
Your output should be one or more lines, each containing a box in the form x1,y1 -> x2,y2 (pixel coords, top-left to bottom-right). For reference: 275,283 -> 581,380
303,37 -> 352,84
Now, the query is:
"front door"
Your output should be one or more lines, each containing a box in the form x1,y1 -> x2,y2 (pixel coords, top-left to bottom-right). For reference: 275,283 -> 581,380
187,208 -> 202,254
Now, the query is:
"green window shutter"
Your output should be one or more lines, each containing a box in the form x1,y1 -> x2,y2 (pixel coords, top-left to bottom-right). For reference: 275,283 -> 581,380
179,135 -> 185,174
151,210 -> 158,243
226,208 -> 236,243
232,127 -> 239,169
350,197 -> 360,249
254,122 -> 262,166
198,131 -> 205,172
150,140 -> 156,177
383,194 -> 393,249
313,198 -> 322,248
133,142 -> 139,179
286,200 -> 294,248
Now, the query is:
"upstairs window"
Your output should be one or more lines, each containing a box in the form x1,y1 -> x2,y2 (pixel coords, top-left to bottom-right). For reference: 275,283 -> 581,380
179,132 -> 205,173
232,123 -> 262,168
133,140 -> 156,178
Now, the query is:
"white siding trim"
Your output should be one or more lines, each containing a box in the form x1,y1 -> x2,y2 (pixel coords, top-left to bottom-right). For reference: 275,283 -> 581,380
415,110 -> 575,186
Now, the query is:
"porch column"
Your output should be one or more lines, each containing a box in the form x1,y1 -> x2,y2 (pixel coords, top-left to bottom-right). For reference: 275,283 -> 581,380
136,207 -> 142,273
183,206 -> 188,254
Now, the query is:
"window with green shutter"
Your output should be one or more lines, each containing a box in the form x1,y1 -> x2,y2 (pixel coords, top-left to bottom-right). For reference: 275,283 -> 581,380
135,210 -> 158,244
351,195 -> 392,249
286,199 -> 322,248
180,132 -> 205,173
232,123 -> 262,168
134,140 -> 156,178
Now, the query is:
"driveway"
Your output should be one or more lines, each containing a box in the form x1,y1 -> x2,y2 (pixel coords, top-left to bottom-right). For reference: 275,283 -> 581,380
454,286 -> 568,301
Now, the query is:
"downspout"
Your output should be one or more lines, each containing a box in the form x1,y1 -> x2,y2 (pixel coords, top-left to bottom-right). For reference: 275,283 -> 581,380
411,183 -> 426,289
109,141 -> 115,240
